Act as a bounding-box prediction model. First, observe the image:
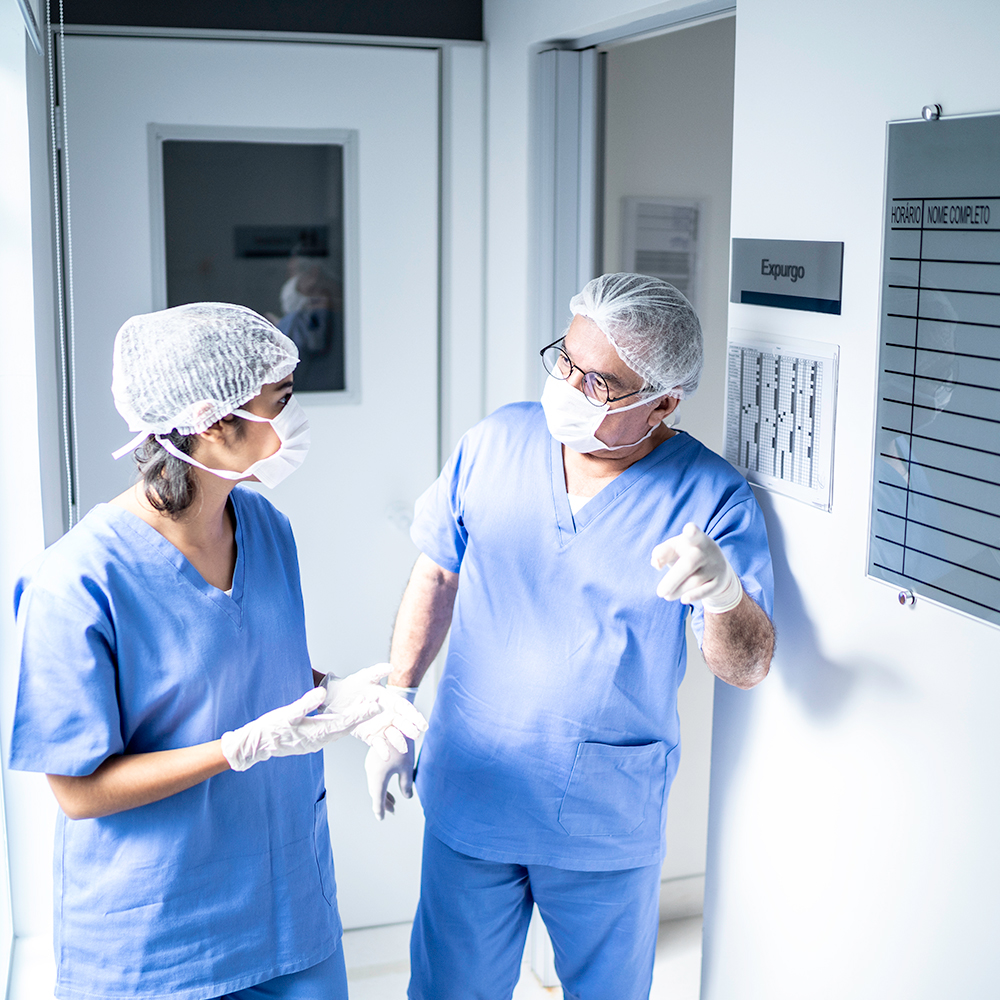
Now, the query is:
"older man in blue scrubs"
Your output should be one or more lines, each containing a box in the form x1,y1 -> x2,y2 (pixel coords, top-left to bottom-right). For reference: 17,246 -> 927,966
365,273 -> 775,1000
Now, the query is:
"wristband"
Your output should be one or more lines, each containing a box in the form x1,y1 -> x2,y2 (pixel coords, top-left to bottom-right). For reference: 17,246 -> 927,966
387,684 -> 419,703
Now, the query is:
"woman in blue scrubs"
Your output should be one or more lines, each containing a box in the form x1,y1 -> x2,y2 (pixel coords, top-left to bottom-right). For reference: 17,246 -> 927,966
9,303 -> 421,1000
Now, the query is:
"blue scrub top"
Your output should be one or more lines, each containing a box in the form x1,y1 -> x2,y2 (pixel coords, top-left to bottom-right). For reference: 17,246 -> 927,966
10,487 -> 341,1000
412,403 -> 773,872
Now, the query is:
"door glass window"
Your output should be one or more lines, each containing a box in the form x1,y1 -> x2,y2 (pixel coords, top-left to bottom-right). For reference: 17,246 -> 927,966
162,140 -> 345,392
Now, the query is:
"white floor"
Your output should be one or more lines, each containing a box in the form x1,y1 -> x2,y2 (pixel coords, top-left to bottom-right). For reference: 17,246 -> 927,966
7,915 -> 702,1000
341,915 -> 703,1000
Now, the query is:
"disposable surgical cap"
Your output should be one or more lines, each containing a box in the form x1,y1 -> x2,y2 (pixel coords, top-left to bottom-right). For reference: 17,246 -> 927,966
570,273 -> 703,399
112,302 -> 299,437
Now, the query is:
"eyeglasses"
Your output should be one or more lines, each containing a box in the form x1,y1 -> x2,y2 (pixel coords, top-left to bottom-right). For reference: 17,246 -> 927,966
539,338 -> 647,407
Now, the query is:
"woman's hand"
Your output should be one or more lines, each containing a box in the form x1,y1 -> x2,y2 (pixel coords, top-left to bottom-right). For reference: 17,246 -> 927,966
221,686 -> 344,771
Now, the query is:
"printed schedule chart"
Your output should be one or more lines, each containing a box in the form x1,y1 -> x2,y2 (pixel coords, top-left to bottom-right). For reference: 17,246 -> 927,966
725,331 -> 837,511
727,346 -> 821,488
869,113 -> 1000,627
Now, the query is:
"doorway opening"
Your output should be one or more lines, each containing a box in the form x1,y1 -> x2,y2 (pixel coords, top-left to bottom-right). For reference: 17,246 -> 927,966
530,12 -> 736,997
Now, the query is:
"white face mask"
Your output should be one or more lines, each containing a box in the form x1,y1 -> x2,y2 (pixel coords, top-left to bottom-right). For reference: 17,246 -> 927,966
280,275 -> 310,316
540,375 -> 661,454
158,396 -> 311,488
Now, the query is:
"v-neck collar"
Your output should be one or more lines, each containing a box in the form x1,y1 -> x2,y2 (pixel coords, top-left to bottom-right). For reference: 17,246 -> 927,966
548,430 -> 691,544
101,494 -> 246,628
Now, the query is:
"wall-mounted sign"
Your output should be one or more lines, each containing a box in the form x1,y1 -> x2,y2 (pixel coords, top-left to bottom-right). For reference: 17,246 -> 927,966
731,238 -> 844,314
868,111 -> 1000,629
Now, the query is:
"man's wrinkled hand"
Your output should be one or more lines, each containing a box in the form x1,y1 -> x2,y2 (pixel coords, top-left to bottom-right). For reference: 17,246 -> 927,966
651,522 -> 743,613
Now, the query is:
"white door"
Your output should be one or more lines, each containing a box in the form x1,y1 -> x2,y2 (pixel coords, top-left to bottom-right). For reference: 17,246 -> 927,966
60,34 -> 439,928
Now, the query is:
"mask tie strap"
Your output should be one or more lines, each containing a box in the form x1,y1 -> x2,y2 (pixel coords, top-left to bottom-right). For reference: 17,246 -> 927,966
111,429 -> 150,461
231,408 -> 272,425
158,437 -> 248,480
596,422 -> 658,452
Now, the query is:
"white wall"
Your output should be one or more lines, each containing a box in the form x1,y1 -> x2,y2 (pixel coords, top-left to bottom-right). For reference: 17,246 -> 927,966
0,2 -> 56,989
702,1 -> 1000,997
485,4 -> 1000,989
602,17 -> 736,884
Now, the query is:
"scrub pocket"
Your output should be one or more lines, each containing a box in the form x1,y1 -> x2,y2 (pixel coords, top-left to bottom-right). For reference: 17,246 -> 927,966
313,790 -> 336,905
558,741 -> 669,837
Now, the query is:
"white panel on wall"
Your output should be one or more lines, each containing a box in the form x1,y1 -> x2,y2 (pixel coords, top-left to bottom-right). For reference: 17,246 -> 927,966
621,196 -> 702,308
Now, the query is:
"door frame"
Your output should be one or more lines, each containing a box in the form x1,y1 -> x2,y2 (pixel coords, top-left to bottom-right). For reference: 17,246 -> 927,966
529,0 -> 736,393
526,2 -> 737,985
34,23 -> 485,537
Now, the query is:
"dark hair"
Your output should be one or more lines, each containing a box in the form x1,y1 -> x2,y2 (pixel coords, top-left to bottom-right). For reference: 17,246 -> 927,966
133,417 -> 245,517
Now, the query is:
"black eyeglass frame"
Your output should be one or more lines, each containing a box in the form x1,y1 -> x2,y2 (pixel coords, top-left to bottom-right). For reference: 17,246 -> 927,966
539,338 -> 649,407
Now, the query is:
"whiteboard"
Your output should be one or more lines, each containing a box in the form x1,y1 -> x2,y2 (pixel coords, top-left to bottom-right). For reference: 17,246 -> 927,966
725,330 -> 838,511
869,112 -> 1000,627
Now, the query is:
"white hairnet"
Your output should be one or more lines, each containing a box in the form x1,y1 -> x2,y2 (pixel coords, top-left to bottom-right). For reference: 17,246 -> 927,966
112,302 -> 299,436
569,273 -> 703,399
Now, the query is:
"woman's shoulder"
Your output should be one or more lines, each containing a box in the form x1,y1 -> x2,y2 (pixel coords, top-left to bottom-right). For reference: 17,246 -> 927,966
230,484 -> 286,522
15,505 -> 128,619
229,486 -> 296,546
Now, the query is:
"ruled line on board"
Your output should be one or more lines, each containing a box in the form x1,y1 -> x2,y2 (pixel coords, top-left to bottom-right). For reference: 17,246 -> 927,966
888,283 -> 1000,298
876,480 -> 1000,518
881,369 -> 1000,393
889,257 -> 1000,266
890,195 -> 1000,201
880,398 -> 1000,424
878,453 -> 1000,490
879,426 -> 1000,460
876,509 -> 1000,553
893,227 -> 1000,233
884,343 -> 1000,364
874,539 -> 1000,585
886,313 -> 1000,331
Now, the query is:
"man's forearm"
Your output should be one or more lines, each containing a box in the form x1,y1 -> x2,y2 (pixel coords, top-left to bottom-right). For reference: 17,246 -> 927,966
389,554 -> 459,688
701,590 -> 774,689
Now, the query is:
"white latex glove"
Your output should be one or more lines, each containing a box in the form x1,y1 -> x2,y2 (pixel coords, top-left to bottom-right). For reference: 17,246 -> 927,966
651,522 -> 744,613
221,686 -> 362,772
351,684 -> 425,762
362,685 -> 419,820
317,663 -> 427,736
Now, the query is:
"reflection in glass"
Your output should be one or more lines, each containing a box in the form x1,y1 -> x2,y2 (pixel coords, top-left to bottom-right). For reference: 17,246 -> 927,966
163,141 -> 345,392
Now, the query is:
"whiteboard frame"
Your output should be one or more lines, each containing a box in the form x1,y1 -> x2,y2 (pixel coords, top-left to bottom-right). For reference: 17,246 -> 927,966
865,109 -> 1000,629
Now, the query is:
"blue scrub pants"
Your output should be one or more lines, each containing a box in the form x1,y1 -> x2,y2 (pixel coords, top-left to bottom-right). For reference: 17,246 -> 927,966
409,832 -> 661,1000
216,943 -> 348,999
